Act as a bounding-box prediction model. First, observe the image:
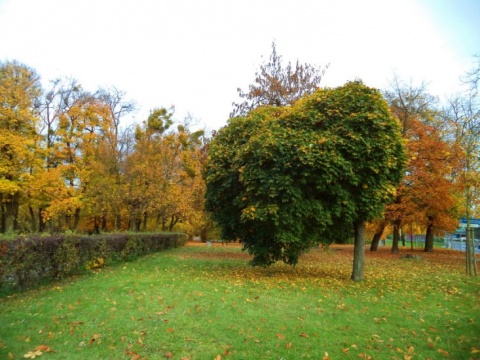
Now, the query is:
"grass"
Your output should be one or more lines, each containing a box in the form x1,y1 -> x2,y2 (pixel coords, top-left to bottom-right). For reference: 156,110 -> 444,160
1,243 -> 479,360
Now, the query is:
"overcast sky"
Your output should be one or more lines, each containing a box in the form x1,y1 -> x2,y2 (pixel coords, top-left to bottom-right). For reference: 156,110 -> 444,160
1,0 -> 479,131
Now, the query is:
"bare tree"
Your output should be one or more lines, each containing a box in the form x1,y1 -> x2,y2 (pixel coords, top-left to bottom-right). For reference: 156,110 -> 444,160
231,41 -> 329,117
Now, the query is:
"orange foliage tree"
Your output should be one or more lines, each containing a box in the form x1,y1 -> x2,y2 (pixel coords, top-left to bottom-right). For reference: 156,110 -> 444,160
371,78 -> 460,253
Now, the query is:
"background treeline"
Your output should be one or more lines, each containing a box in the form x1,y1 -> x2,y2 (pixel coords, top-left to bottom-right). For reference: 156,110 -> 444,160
0,61 -> 211,237
1,50 -> 479,263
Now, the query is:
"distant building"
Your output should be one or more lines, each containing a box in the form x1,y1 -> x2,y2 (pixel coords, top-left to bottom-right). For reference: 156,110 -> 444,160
459,218 -> 480,228
445,218 -> 480,251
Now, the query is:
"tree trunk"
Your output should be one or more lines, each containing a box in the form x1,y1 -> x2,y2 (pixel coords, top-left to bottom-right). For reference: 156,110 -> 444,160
424,217 -> 434,252
130,215 -> 138,232
115,212 -> 122,231
351,220 -> 366,281
93,217 -> 100,234
101,211 -> 107,231
200,227 -> 208,242
370,221 -> 386,251
465,183 -> 477,276
1,203 -> 6,233
73,207 -> 81,231
391,220 -> 401,254
29,206 -> 37,233
38,208 -> 46,232
4,194 -> 19,233
142,211 -> 148,231
168,214 -> 179,232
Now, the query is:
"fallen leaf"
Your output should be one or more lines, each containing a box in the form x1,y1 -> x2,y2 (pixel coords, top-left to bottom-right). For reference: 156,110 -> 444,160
285,343 -> 292,349
214,355 -> 222,360
358,353 -> 373,360
472,347 -> 480,354
299,332 -> 309,338
165,351 -> 173,358
88,333 -> 101,345
23,350 -> 42,359
34,345 -> 53,353
342,348 -> 349,353
322,351 -> 330,360
437,348 -> 449,357
276,333 -> 285,339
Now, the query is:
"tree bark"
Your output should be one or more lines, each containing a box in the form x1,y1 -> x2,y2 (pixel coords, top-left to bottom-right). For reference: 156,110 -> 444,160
101,211 -> 107,231
115,212 -> 122,231
169,214 -> 179,232
4,193 -> 19,233
0,203 -> 5,233
38,208 -> 46,232
142,211 -> 148,231
370,221 -> 386,251
391,220 -> 401,254
73,207 -> 81,231
351,220 -> 366,281
29,206 -> 37,233
424,217 -> 434,252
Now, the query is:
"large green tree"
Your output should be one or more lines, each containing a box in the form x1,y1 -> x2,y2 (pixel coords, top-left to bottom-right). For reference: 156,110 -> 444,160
205,81 -> 406,280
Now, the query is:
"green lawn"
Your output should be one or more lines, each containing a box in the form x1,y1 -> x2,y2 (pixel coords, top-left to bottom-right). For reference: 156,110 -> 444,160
1,244 -> 479,359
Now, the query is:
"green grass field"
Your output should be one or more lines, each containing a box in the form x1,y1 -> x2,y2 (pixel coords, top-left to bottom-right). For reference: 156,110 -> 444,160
1,243 -> 479,359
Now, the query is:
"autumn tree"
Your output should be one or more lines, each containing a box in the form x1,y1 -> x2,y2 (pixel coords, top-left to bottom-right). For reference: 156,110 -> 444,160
27,78 -> 81,232
0,61 -> 42,233
93,87 -> 136,230
404,119 -> 460,252
230,41 -> 328,117
123,107 -> 174,231
206,81 -> 405,281
123,108 -> 208,235
42,84 -> 112,231
382,77 -> 436,252
377,78 -> 461,254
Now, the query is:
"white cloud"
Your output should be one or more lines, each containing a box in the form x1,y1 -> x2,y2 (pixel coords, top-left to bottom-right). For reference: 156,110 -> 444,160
0,0 -> 477,130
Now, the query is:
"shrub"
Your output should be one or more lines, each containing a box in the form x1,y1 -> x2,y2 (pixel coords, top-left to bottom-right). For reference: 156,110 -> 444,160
0,232 -> 187,294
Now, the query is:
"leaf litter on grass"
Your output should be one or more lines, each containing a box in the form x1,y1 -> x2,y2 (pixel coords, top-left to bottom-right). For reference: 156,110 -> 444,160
1,243 -> 479,359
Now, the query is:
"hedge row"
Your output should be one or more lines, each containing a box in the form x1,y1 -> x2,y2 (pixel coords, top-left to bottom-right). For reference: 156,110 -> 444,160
0,233 -> 187,293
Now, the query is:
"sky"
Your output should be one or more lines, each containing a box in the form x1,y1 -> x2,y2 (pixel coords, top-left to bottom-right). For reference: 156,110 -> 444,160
0,0 -> 479,131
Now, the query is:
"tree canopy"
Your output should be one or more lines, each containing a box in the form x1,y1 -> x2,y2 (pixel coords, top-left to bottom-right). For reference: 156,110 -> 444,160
205,81 -> 406,280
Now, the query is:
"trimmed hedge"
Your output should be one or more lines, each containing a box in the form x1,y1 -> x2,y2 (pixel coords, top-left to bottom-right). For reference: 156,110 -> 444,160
0,233 -> 187,293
